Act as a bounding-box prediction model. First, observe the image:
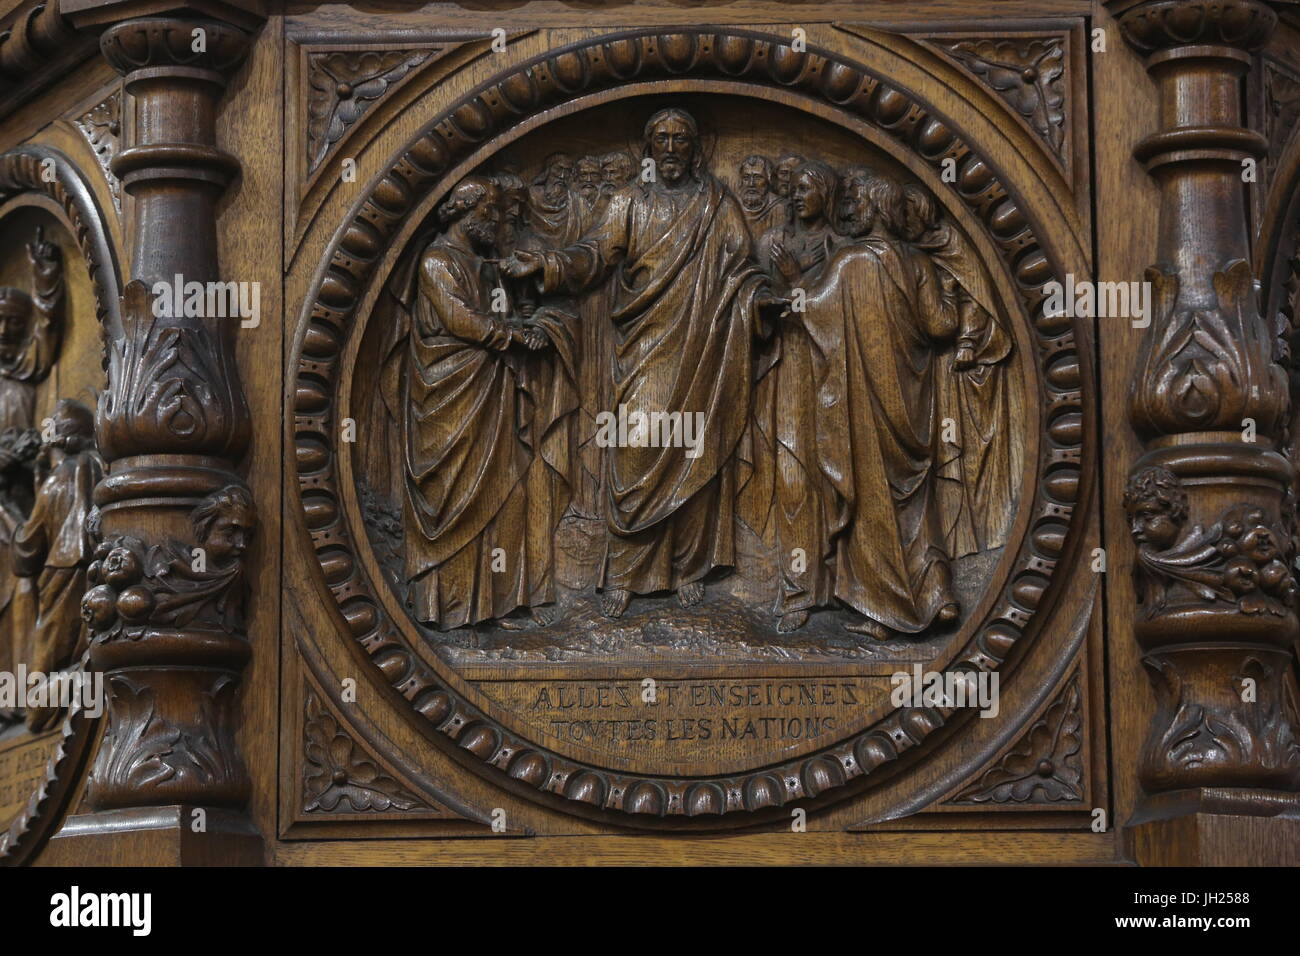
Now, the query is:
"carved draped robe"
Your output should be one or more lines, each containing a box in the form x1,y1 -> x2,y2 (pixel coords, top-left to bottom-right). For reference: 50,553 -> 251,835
744,221 -> 839,616
536,175 -> 766,594
401,237 -> 576,629
12,448 -> 101,730
799,237 -> 962,633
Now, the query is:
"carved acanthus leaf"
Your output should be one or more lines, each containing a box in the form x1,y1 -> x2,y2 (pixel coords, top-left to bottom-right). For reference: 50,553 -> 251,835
306,49 -> 437,172
73,91 -> 122,212
951,675 -> 1083,804
933,37 -> 1067,161
302,691 -> 428,812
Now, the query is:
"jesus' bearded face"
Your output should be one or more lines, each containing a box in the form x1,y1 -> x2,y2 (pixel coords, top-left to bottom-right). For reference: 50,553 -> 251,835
648,117 -> 696,185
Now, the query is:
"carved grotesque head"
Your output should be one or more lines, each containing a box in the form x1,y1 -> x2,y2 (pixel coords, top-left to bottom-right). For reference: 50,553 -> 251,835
601,152 -> 633,190
46,398 -> 95,455
437,176 -> 502,252
0,287 -> 32,365
643,108 -> 700,185
1123,466 -> 1187,551
575,155 -> 603,200
773,154 -> 805,198
193,484 -> 256,567
791,161 -> 838,227
738,155 -> 772,212
837,166 -> 875,238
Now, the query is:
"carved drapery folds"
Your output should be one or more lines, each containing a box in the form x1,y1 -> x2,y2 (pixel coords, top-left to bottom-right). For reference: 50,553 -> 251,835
1117,0 -> 1300,821
82,16 -> 257,819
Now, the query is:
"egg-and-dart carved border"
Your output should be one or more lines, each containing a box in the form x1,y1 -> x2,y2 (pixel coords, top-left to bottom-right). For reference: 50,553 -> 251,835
291,27 -> 1088,820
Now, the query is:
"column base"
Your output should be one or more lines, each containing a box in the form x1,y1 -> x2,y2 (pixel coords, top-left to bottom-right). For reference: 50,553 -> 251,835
1125,788 -> 1300,865
38,806 -> 264,867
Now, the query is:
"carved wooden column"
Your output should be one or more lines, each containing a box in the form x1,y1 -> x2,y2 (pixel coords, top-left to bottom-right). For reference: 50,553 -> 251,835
1116,0 -> 1300,863
46,6 -> 263,865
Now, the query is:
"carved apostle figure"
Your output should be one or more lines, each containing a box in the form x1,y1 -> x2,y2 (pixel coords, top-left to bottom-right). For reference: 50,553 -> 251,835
12,399 -> 101,730
400,175 -> 577,629
744,160 -> 842,631
795,172 -> 967,639
0,227 -> 64,434
503,108 -> 785,618
527,152 -> 582,248
601,151 -> 634,194
772,153 -> 805,225
737,154 -> 783,238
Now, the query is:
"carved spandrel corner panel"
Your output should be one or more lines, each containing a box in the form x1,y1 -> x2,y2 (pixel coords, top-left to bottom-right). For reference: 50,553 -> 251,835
289,28 -> 1093,825
0,147 -> 120,863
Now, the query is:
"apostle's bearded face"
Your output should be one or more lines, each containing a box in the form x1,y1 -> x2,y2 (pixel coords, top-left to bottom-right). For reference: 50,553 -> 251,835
576,158 -> 603,199
602,154 -> 633,189
463,188 -> 502,251
792,170 -> 828,225
838,178 -> 873,237
739,161 -> 770,212
498,191 -> 525,250
648,117 -> 696,185
543,160 -> 571,203
774,159 -> 801,197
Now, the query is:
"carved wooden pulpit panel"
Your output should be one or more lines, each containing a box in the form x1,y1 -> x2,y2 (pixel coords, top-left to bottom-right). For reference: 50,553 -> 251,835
0,0 -> 1293,867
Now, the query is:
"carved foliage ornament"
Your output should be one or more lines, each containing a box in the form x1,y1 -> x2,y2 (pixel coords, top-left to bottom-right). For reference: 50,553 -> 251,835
73,91 -> 122,213
306,49 -> 437,173
291,29 -> 1088,819
303,691 -> 428,813
934,38 -> 1066,162
952,674 -> 1083,804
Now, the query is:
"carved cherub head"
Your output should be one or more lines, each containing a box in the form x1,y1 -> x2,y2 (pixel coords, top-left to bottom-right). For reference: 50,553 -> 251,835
643,108 -> 700,185
773,154 -> 805,198
437,175 -> 502,253
791,161 -> 838,228
193,484 -> 256,568
738,155 -> 773,212
0,287 -> 33,365
1123,466 -> 1187,551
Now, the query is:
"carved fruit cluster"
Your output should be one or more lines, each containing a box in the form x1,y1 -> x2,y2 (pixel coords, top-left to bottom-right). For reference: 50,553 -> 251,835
81,535 -> 153,640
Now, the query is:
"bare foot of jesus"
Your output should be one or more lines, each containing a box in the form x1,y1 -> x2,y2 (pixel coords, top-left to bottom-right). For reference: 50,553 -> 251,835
678,581 -> 705,607
601,588 -> 632,618
777,610 -> 808,633
845,616 -> 892,641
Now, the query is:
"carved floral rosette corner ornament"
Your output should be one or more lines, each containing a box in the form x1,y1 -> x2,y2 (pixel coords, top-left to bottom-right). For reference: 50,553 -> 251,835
289,28 -> 1092,822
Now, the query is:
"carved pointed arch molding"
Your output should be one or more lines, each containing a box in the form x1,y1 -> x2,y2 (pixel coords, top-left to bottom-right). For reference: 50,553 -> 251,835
290,27 -> 1091,822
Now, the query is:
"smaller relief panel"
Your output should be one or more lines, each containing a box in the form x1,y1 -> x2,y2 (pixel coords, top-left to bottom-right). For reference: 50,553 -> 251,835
292,29 -> 1092,823
0,149 -> 118,861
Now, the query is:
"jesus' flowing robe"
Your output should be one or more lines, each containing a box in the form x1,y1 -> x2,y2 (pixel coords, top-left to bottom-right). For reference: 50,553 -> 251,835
799,237 -> 963,633
535,175 -> 766,595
